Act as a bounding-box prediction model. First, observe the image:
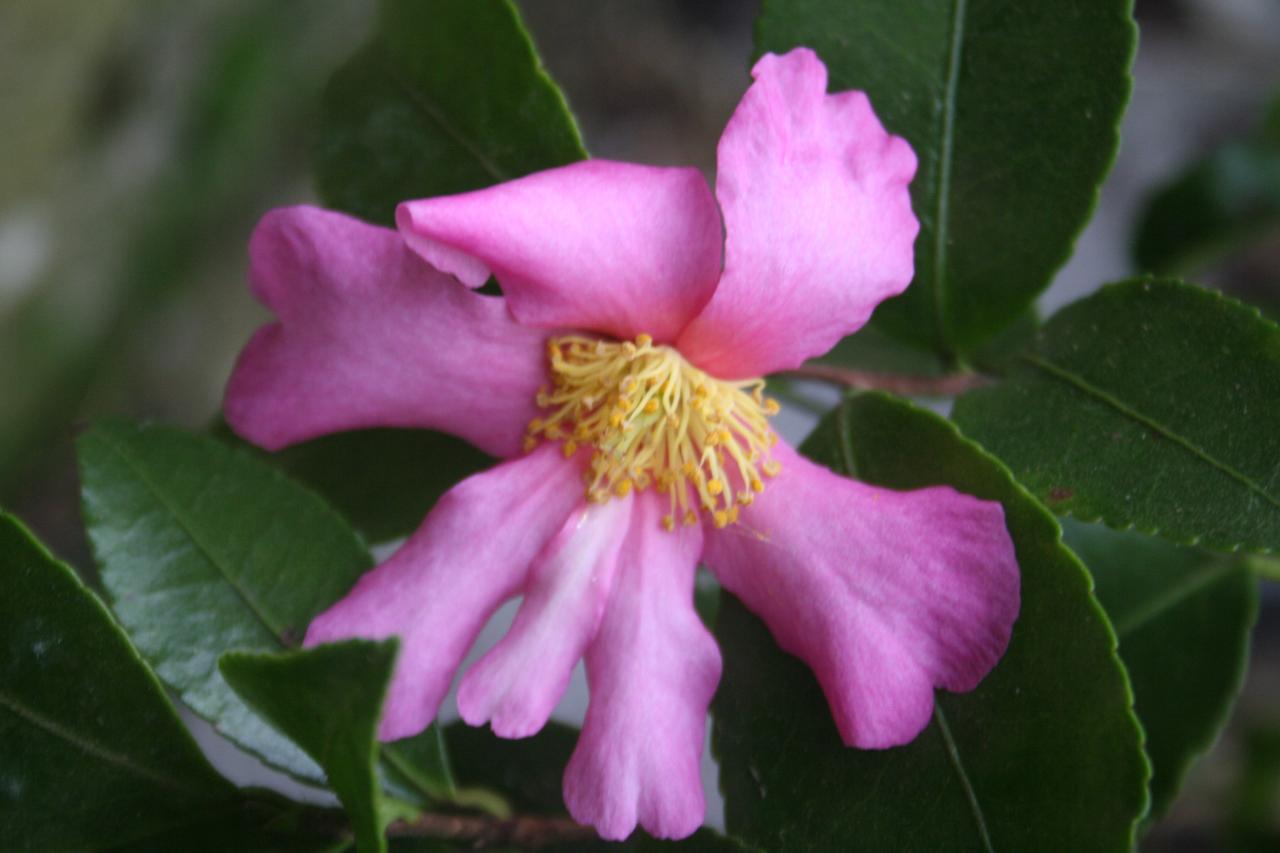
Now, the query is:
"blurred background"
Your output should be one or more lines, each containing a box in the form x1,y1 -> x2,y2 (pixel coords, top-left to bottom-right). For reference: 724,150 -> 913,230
2,0 -> 1279,849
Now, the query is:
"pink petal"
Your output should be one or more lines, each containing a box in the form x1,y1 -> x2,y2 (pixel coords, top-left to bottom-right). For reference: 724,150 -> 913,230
677,48 -> 919,378
564,493 -> 719,841
702,443 -> 1019,748
304,445 -> 586,741
457,496 -> 633,739
225,205 -> 547,459
395,160 -> 723,344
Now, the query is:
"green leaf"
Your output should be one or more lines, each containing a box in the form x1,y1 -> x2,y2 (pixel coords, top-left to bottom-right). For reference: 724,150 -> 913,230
109,791 -> 350,853
0,511 -> 233,851
379,724 -> 457,809
78,419 -> 371,781
78,420 -> 454,803
444,721 -> 578,816
756,0 -> 1135,358
712,392 -> 1148,852
214,422 -> 492,545
222,641 -> 400,853
1061,518 -> 1257,822
1133,117 -> 1280,276
315,0 -> 586,225
952,277 -> 1280,554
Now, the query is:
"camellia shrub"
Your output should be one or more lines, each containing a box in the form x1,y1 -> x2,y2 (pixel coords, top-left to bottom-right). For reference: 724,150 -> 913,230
4,1 -> 1279,851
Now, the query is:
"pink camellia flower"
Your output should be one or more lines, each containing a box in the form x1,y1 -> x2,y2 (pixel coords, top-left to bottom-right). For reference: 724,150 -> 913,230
226,48 -> 1019,840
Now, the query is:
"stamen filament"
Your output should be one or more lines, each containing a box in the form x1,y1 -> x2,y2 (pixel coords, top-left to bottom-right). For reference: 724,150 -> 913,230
524,333 -> 781,529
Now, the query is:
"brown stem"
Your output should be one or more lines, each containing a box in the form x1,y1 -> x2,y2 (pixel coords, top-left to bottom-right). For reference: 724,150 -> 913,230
385,812 -> 598,849
784,364 -> 990,397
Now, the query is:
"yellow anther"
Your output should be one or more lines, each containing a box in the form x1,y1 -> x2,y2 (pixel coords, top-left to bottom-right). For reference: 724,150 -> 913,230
662,514 -> 675,532
522,436 -> 538,453
532,332 -> 780,531
764,397 -> 781,415
763,459 -> 782,478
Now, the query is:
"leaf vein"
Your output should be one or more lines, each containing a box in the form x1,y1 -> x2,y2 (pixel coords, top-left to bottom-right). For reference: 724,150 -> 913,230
0,693 -> 205,794
91,430 -> 287,644
929,0 -> 968,353
1023,354 -> 1280,516
379,54 -> 508,183
934,705 -> 995,853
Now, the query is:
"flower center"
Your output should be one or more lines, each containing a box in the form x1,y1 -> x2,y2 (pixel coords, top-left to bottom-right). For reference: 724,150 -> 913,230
525,333 -> 781,530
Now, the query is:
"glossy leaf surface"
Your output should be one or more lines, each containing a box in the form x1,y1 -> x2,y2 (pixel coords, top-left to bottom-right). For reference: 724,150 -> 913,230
315,0 -> 586,225
1063,519 -> 1257,821
0,513 -> 233,851
222,640 -> 400,853
712,393 -> 1148,852
79,420 -> 452,801
953,278 -> 1280,553
757,0 -> 1135,358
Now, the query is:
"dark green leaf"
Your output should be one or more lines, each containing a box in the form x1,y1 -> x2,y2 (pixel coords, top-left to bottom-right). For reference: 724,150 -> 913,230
444,721 -> 578,816
109,790 -> 349,853
380,724 -> 457,808
1062,519 -> 1257,823
713,392 -> 1148,852
1133,115 -> 1280,275
315,0 -> 586,225
78,420 -> 371,781
757,0 -> 1135,358
222,641 -> 400,853
214,421 -> 492,545
0,512 -> 233,852
952,277 -> 1280,554
78,420 -> 455,804
817,322 -> 949,377
1227,724 -> 1280,853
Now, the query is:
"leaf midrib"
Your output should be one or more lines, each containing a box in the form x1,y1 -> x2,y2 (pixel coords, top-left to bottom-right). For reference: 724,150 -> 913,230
1022,354 -> 1280,516
1112,559 -> 1239,637
927,0 -> 968,354
94,430 -> 450,804
0,692 -> 210,795
379,51 -> 508,183
91,430 -> 287,642
835,399 -> 996,850
934,705 -> 995,853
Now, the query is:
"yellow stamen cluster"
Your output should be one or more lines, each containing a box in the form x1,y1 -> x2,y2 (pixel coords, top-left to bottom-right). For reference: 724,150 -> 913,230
525,333 -> 782,530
